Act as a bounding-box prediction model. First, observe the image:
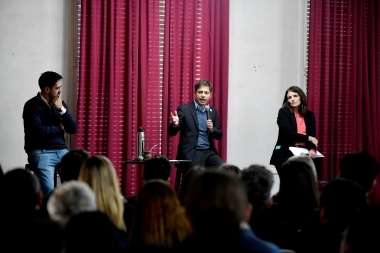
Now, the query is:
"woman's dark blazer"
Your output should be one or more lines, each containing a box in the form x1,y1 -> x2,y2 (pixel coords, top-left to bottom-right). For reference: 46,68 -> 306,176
270,107 -> 317,169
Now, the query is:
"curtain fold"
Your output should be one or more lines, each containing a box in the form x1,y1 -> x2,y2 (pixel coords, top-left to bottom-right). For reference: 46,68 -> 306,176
76,0 -> 128,188
308,0 -> 380,203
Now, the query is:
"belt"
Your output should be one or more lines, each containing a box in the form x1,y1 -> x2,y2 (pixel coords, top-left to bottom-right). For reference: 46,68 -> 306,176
196,148 -> 210,151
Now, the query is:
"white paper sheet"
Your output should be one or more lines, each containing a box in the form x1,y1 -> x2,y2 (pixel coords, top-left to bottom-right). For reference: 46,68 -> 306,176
289,147 -> 324,157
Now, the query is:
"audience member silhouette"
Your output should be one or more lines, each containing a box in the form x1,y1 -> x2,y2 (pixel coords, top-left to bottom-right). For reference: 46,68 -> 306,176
127,155 -> 172,207
177,165 -> 205,205
0,168 -> 63,252
178,170 -> 281,252
47,180 -> 97,227
218,163 -> 242,177
268,157 -> 320,251
297,177 -> 368,253
59,148 -> 90,182
344,204 -> 380,253
241,164 -> 276,241
78,155 -> 127,231
0,168 -> 43,222
339,151 -> 380,200
64,210 -> 129,253
129,179 -> 191,251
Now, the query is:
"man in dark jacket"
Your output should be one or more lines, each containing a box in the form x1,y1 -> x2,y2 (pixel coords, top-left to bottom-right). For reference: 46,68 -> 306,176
168,79 -> 224,191
23,71 -> 77,200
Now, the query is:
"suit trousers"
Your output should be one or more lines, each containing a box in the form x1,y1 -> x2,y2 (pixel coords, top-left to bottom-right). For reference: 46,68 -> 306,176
190,149 -> 224,170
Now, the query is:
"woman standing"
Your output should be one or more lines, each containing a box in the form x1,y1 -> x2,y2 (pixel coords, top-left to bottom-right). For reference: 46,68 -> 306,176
270,86 -> 319,177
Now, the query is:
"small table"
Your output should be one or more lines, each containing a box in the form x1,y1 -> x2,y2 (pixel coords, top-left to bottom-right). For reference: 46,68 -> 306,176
121,159 -> 191,193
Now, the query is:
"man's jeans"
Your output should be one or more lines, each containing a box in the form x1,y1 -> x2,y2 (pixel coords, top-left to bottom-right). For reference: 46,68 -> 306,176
28,149 -> 68,199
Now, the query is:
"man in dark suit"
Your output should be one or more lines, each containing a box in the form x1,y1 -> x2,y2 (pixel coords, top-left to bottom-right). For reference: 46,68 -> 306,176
169,79 -> 224,190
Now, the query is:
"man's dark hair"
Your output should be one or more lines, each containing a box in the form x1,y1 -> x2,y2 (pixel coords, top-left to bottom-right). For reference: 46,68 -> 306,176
339,151 -> 380,193
194,79 -> 213,92
143,155 -> 171,181
1,168 -> 41,217
241,165 -> 274,208
38,71 -> 63,91
60,149 -> 90,182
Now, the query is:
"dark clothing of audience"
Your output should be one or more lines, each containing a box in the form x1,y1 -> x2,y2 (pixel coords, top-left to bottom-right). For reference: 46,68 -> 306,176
0,211 -> 63,253
64,211 -> 129,253
265,203 -> 320,251
122,197 -> 135,236
248,207 -> 278,242
296,218 -> 346,253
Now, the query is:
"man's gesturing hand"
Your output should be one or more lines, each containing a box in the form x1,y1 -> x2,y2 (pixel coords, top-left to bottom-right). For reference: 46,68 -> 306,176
171,111 -> 179,126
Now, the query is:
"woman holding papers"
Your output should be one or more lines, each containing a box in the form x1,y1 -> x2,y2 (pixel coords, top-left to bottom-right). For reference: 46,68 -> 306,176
270,86 -> 319,176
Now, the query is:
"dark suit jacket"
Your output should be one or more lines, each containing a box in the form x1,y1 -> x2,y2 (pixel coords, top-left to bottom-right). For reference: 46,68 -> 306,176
270,107 -> 317,168
168,102 -> 222,162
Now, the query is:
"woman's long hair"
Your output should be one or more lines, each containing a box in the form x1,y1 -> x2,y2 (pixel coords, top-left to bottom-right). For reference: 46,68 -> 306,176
129,179 -> 191,249
78,155 -> 126,231
278,160 -> 320,220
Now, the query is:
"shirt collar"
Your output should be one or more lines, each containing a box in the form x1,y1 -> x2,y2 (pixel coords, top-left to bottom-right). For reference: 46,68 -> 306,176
194,100 -> 208,111
39,92 -> 50,107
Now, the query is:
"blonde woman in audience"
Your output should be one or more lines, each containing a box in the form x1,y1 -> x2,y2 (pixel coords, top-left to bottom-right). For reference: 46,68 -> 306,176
78,155 -> 126,231
129,179 -> 191,251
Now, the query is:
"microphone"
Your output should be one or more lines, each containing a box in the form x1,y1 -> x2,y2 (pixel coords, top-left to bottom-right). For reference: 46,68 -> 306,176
122,156 -> 144,163
205,105 -> 210,120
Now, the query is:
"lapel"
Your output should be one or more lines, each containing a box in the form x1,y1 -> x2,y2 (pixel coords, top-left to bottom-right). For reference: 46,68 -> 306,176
188,103 -> 199,130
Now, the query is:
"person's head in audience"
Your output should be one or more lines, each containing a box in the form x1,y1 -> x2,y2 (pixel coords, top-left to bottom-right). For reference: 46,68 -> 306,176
183,170 -> 251,237
59,148 -> 90,182
47,180 -> 97,227
143,155 -> 171,182
218,163 -> 241,177
319,177 -> 367,232
0,168 -> 43,220
339,151 -> 380,195
178,165 -> 206,205
78,155 -> 126,231
1,168 -> 64,253
241,164 -> 274,210
278,157 -> 320,216
287,155 -> 318,180
129,179 -> 191,250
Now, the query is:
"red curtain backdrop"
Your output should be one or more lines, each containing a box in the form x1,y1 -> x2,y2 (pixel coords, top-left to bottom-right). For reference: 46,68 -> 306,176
76,0 -> 229,197
307,0 -> 380,202
162,0 -> 230,185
